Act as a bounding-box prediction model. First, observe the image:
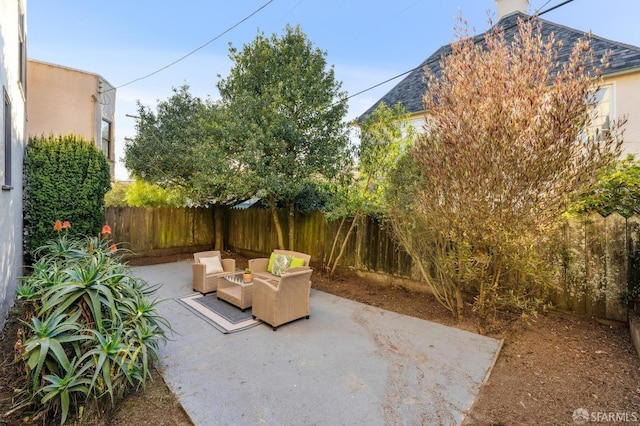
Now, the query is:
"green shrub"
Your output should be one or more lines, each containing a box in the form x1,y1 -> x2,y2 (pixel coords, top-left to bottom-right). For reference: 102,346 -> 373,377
124,179 -> 186,207
23,134 -> 112,263
569,154 -> 640,218
14,221 -> 170,425
105,180 -> 187,207
104,181 -> 131,207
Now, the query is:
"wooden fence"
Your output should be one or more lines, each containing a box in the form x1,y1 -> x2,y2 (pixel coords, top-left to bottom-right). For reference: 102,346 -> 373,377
551,213 -> 639,322
105,206 -> 215,257
105,206 -> 639,322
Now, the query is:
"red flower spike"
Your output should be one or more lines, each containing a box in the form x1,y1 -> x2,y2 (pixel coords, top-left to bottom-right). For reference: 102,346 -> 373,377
110,244 -> 117,253
62,221 -> 71,229
53,220 -> 63,231
101,225 -> 112,236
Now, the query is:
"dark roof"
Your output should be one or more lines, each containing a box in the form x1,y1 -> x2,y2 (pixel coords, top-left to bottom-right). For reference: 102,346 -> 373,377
359,12 -> 640,121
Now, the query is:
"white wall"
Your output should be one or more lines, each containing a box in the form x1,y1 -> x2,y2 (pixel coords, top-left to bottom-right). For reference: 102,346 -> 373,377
0,0 -> 26,329
607,70 -> 640,158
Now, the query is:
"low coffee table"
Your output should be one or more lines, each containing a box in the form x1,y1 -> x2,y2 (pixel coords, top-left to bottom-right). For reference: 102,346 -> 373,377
217,273 -> 254,311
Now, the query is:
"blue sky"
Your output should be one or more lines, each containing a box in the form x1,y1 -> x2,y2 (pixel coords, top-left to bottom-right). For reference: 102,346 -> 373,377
27,0 -> 640,180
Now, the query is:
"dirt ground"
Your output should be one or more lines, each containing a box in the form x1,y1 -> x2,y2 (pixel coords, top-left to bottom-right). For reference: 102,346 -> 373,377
1,252 -> 639,425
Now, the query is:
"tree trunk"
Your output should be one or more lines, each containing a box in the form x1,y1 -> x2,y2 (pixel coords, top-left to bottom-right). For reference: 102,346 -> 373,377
287,200 -> 295,250
330,214 -> 359,277
270,194 -> 285,249
455,286 -> 464,321
213,203 -> 224,250
326,217 -> 346,271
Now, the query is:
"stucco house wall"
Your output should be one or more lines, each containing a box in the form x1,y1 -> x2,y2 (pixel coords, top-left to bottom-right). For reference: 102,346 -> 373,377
27,59 -> 116,179
608,70 -> 640,157
0,0 -> 27,330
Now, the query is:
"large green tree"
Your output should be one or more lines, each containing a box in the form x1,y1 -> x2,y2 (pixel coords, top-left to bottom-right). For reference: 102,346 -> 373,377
124,85 -> 245,249
386,18 -> 624,331
217,25 -> 352,249
125,86 -> 206,187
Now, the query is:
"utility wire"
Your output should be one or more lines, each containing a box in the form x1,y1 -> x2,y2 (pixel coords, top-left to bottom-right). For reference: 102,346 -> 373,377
344,0 -> 574,103
536,0 -> 554,13
109,0 -> 274,91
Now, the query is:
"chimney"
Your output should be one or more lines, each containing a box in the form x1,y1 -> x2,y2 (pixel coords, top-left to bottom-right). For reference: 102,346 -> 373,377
496,0 -> 529,20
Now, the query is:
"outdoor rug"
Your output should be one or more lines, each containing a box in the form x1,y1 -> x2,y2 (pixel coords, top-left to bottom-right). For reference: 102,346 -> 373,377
177,293 -> 261,334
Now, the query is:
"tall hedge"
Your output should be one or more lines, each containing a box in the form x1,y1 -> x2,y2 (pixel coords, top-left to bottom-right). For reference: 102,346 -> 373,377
23,134 -> 112,262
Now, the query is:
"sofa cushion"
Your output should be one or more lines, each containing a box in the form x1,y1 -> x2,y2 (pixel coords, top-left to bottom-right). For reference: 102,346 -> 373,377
271,254 -> 292,276
290,256 -> 305,268
267,253 -> 278,273
200,256 -> 223,274
254,271 -> 279,282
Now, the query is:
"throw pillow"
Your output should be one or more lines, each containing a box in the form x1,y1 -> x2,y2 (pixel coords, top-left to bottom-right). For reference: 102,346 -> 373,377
290,256 -> 305,268
267,252 -> 278,273
271,254 -> 292,276
200,256 -> 223,275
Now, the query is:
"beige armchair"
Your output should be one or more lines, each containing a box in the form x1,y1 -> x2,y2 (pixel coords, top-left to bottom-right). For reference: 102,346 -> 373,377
192,250 -> 235,295
252,268 -> 313,330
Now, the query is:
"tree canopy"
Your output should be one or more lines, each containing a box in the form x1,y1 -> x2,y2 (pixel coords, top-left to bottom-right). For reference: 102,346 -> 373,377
217,24 -> 352,249
125,27 -> 352,251
124,85 -> 247,249
124,85 -> 244,203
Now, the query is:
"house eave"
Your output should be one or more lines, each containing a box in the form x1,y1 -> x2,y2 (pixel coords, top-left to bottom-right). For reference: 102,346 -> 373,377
603,66 -> 640,79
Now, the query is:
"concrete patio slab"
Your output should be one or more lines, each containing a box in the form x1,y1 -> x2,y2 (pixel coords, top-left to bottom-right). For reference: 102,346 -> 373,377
131,260 -> 502,426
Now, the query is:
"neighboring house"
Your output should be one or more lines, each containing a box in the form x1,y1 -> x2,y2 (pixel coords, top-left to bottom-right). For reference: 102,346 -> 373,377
0,0 -> 27,330
26,59 -> 117,179
360,0 -> 640,158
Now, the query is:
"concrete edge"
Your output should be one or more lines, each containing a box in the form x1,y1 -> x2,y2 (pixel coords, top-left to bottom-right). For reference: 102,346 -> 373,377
460,337 -> 505,424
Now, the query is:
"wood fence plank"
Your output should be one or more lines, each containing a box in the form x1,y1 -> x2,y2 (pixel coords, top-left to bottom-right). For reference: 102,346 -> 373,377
605,214 -> 628,321
561,218 -> 588,314
585,214 -> 606,317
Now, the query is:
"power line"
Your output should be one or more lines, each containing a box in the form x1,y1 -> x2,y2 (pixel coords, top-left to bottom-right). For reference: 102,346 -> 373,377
344,0 -> 574,104
536,0 -> 554,12
109,0 -> 275,91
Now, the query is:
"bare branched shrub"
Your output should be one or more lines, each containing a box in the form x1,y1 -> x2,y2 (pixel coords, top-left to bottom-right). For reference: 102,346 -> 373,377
386,17 -> 624,332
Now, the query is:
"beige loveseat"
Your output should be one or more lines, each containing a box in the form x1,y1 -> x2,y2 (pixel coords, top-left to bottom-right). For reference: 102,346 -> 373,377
248,249 -> 311,283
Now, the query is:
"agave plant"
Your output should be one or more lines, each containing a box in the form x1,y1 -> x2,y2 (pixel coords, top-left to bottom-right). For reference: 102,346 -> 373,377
84,327 -> 131,401
34,233 -> 82,263
40,357 -> 93,425
40,259 -> 123,333
22,309 -> 89,389
123,315 -> 168,384
15,280 -> 41,320
14,220 -> 171,423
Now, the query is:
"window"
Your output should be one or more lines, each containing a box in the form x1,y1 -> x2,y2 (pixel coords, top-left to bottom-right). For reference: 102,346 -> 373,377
3,88 -> 12,190
587,84 -> 613,142
18,5 -> 26,95
101,119 -> 112,159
